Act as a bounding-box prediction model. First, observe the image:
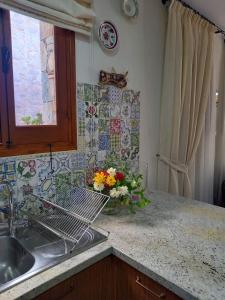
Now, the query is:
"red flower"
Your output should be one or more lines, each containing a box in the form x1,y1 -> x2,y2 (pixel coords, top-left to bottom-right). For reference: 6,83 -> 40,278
115,172 -> 125,181
103,170 -> 109,176
104,183 -> 110,189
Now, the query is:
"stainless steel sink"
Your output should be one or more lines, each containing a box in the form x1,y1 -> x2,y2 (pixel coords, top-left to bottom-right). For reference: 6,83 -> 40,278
0,222 -> 107,293
0,236 -> 35,284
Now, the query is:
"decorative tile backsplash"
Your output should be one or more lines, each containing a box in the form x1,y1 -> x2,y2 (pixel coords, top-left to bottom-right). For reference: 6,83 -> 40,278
0,83 -> 140,219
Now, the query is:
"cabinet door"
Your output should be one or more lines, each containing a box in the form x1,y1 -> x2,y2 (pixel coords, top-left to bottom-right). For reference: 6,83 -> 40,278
35,256 -> 115,300
113,257 -> 181,300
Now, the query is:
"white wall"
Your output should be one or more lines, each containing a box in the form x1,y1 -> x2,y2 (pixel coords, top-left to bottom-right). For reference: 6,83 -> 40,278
76,0 -> 167,190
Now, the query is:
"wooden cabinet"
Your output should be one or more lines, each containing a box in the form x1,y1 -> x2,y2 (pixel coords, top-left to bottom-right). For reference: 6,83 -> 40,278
35,255 -> 181,300
113,257 -> 181,300
35,256 -> 115,300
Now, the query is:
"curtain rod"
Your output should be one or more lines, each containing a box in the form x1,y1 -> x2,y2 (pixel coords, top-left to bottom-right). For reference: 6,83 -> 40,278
162,0 -> 225,38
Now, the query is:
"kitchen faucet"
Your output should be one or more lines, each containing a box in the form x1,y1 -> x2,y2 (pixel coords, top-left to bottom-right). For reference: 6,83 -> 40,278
0,179 -> 15,237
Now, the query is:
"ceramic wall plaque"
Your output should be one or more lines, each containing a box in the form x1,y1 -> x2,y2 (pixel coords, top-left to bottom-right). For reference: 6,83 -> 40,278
122,0 -> 139,18
97,20 -> 119,54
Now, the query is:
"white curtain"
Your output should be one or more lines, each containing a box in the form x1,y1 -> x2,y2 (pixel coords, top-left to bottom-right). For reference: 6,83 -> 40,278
193,36 -> 225,204
0,0 -> 95,35
214,40 -> 225,206
192,79 -> 216,204
157,0 -> 215,199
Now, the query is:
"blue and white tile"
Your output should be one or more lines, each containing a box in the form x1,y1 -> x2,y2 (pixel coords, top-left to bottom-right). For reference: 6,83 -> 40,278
69,152 -> 86,171
108,86 -> 122,103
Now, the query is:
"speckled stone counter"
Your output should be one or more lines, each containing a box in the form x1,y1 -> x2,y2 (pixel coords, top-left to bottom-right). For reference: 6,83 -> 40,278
1,191 -> 225,300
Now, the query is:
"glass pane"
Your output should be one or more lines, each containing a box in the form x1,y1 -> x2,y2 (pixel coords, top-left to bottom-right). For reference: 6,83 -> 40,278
10,11 -> 57,126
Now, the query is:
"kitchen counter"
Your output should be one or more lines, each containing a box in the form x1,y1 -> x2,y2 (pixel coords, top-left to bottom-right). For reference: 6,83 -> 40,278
1,191 -> 225,300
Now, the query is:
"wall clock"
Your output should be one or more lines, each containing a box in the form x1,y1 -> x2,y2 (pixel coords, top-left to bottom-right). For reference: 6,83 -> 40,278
97,20 -> 119,53
122,0 -> 139,18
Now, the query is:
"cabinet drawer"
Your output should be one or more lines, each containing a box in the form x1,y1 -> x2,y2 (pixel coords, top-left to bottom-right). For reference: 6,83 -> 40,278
113,257 -> 181,300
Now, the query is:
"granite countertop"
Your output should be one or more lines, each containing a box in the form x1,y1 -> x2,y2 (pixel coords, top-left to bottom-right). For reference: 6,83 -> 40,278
1,191 -> 225,300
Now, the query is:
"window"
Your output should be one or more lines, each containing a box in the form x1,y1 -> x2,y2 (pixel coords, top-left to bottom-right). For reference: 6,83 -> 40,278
0,9 -> 76,156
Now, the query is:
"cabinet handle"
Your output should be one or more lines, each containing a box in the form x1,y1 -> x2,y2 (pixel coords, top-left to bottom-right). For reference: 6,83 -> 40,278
136,276 -> 166,299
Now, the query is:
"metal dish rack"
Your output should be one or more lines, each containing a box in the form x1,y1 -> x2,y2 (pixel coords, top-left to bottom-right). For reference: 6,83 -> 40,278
29,187 -> 110,245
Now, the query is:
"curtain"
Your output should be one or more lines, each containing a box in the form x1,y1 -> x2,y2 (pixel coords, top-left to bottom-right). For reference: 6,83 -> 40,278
193,35 -> 225,205
214,41 -> 225,206
157,0 -> 215,198
192,78 -> 216,204
0,0 -> 95,35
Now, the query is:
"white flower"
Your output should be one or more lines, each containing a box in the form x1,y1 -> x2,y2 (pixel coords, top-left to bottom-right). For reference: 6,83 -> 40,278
110,188 -> 121,198
118,186 -> 128,196
94,182 -> 104,192
107,167 -> 116,177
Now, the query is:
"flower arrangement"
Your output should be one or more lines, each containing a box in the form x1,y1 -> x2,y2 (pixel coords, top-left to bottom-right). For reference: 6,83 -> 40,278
92,166 -> 150,213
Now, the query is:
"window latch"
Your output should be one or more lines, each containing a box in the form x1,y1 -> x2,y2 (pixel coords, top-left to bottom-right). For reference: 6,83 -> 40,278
1,46 -> 10,74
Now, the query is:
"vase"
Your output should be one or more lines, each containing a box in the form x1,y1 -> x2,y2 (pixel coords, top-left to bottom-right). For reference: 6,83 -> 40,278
102,197 -> 121,215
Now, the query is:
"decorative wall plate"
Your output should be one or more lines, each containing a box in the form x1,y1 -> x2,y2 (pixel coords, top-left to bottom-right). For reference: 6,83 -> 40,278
97,20 -> 119,53
122,0 -> 139,18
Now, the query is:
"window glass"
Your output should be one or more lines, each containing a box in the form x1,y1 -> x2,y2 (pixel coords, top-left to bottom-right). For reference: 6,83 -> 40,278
10,11 -> 57,126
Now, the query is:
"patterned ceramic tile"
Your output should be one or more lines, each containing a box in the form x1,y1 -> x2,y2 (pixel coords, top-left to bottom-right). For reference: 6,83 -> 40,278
130,119 -> 140,133
51,154 -> 71,174
78,118 -> 85,136
86,152 -> 97,169
121,102 -> 131,119
18,193 -> 44,218
120,119 -> 130,134
120,147 -> 139,162
0,160 -> 16,183
83,83 -> 99,102
97,150 -> 107,165
99,103 -> 110,118
99,134 -> 110,151
70,152 -> 86,170
131,103 -> 140,119
86,169 -> 95,186
122,90 -> 133,103
55,171 -> 72,187
121,148 -> 131,161
108,86 -> 122,103
98,119 -> 110,134
110,134 -> 121,151
99,87 -> 109,102
16,159 -> 40,213
110,119 -> 121,135
131,133 -> 139,147
85,118 -> 98,135
110,103 -> 121,118
130,146 -> 139,160
85,102 -> 98,118
132,91 -> 141,105
0,83 -> 141,221
77,98 -> 86,118
77,136 -> 86,152
71,170 -> 86,187
39,177 -> 55,196
85,135 -> 98,152
17,160 -> 37,180
121,128 -> 131,148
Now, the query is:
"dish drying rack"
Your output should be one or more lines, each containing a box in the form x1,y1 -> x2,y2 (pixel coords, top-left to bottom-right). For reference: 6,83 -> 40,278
28,187 -> 110,246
